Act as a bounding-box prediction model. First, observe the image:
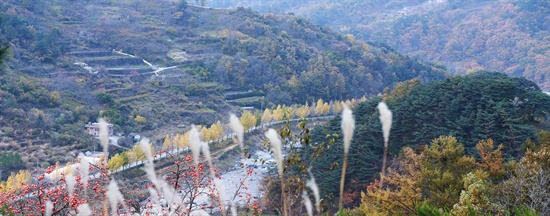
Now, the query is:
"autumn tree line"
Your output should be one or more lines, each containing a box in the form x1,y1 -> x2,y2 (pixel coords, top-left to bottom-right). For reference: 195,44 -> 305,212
105,97 -> 366,172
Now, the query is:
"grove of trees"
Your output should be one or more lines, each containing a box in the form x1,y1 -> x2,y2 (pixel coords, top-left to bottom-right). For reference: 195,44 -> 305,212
296,71 -> 549,211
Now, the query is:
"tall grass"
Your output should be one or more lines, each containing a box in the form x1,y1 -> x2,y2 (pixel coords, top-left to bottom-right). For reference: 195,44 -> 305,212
306,170 -> 320,213
339,105 -> 356,211
265,128 -> 287,216
377,102 -> 393,185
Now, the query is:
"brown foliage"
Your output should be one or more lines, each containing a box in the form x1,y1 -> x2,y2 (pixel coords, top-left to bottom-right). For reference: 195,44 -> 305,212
360,147 -> 423,215
475,139 -> 505,181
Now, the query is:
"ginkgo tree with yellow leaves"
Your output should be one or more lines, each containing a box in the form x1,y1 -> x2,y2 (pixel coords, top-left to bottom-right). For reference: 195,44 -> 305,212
108,152 -> 129,171
127,142 -> 155,164
0,170 -> 31,193
239,110 -> 257,130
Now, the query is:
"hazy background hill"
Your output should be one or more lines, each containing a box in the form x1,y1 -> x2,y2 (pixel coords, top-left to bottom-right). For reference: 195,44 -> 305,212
207,0 -> 550,90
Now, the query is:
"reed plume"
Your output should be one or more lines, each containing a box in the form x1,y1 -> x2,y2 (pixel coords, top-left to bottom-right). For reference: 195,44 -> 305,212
76,203 -> 91,216
66,173 -> 75,198
339,104 -> 355,211
106,179 -> 126,214
377,102 -> 393,185
303,191 -> 313,216
78,155 -> 90,192
306,169 -> 320,213
45,201 -> 53,216
229,114 -> 244,150
189,125 -> 202,165
98,118 -> 109,160
265,128 -> 287,216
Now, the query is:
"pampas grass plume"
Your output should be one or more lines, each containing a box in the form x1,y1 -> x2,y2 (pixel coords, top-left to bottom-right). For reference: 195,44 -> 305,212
231,204 -> 237,216
214,179 -> 226,203
201,141 -> 212,166
98,118 -> 109,158
139,138 -> 153,163
265,129 -> 283,176
302,191 -> 313,216
78,155 -> 89,190
65,173 -> 76,197
265,128 -> 288,216
190,210 -> 210,216
341,104 -> 355,154
76,203 -> 91,216
377,102 -> 393,147
214,178 -> 233,215
306,171 -> 320,213
339,104 -> 355,211
377,102 -> 393,185
189,125 -> 202,165
147,187 -> 160,207
107,179 -> 125,214
229,114 -> 244,149
45,201 -> 53,216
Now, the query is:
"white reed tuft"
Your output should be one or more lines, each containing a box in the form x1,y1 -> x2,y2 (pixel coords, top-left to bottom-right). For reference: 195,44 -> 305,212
339,104 -> 355,210
143,162 -> 159,194
306,170 -> 320,213
214,178 -> 232,215
266,128 -> 288,215
76,203 -> 91,216
229,114 -> 244,149
78,155 -> 89,191
201,141 -> 212,166
98,118 -> 109,158
190,210 -> 210,216
214,179 -> 226,204
231,204 -> 237,216
106,179 -> 126,214
136,136 -> 160,192
302,191 -> 313,216
189,125 -> 202,165
45,201 -> 53,216
341,104 -> 355,154
265,129 -> 283,176
147,187 -> 160,208
377,102 -> 393,147
377,102 -> 393,185
139,138 -> 153,164
158,180 -> 176,211
138,138 -> 178,212
65,173 -> 76,198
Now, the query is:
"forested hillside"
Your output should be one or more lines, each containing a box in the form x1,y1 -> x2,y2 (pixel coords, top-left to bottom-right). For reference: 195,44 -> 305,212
300,71 -> 550,211
208,0 -> 550,90
0,0 -> 446,173
0,0 -> 448,104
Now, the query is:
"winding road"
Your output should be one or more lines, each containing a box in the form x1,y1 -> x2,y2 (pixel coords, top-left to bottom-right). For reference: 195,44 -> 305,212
110,115 -> 335,174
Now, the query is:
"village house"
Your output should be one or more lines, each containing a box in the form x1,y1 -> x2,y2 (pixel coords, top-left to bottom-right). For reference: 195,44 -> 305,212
85,122 -> 114,137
